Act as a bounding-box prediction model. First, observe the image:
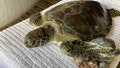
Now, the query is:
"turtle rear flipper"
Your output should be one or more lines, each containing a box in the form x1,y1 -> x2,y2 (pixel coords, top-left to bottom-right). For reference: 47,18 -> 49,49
107,8 -> 120,17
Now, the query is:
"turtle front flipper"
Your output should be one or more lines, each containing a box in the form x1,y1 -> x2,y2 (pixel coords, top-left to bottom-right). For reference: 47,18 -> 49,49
29,12 -> 44,26
107,8 -> 120,17
60,40 -> 98,68
60,39 -> 120,68
24,25 -> 55,48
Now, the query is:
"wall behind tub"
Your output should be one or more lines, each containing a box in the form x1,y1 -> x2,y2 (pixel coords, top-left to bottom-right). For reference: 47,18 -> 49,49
0,0 -> 39,28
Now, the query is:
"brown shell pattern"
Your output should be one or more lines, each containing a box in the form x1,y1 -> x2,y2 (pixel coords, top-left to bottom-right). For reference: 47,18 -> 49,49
44,1 -> 112,41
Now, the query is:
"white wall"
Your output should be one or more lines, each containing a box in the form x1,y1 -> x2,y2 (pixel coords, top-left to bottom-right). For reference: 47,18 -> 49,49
0,0 -> 39,28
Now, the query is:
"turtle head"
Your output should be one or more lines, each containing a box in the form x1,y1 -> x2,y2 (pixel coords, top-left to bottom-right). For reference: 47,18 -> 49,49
24,25 -> 55,48
29,12 -> 44,26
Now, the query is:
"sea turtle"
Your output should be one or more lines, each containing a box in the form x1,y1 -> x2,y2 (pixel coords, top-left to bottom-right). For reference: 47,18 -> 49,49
24,1 -> 120,47
24,0 -> 120,68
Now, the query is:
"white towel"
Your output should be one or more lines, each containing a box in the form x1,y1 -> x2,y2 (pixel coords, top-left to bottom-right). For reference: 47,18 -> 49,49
0,18 -> 78,68
0,0 -> 120,68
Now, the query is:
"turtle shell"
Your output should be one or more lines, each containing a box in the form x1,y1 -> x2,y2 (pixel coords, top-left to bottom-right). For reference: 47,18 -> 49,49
44,1 -> 112,41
